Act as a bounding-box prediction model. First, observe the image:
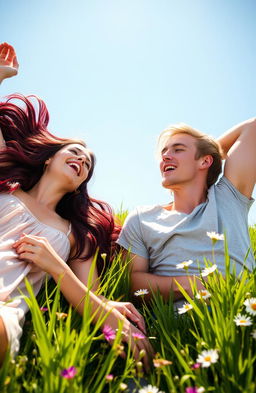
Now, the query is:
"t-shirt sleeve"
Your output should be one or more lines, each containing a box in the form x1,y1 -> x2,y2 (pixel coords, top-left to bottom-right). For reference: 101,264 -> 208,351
217,176 -> 254,212
116,208 -> 148,258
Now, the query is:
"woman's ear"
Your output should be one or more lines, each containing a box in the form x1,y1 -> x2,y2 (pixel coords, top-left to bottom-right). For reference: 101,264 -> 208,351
43,158 -> 51,171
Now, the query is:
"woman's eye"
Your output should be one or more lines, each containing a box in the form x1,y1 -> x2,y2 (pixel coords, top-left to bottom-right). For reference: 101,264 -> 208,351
70,149 -> 78,155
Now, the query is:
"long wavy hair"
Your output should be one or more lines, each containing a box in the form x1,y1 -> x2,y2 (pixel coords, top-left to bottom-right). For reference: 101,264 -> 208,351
0,94 -> 120,274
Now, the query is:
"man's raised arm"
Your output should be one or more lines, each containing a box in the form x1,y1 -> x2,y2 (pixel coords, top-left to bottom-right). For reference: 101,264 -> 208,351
217,118 -> 256,199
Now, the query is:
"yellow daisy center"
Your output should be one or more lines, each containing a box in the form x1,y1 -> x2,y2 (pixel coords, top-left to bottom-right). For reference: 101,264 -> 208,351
251,304 -> 256,310
204,356 -> 211,362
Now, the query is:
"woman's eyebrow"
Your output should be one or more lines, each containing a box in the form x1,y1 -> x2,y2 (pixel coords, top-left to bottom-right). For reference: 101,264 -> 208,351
73,147 -> 90,157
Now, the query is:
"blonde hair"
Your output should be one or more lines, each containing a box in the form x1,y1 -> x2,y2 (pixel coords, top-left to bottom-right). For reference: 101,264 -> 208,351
157,123 -> 223,188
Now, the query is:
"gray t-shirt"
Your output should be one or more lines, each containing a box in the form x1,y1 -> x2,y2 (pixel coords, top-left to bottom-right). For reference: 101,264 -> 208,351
117,176 -> 255,276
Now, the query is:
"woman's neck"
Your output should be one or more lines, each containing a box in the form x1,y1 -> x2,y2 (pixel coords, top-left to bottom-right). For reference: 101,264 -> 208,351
26,176 -> 67,211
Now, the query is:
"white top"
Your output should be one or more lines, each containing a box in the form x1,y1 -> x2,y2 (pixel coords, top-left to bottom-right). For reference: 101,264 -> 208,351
0,193 -> 71,308
117,176 -> 255,276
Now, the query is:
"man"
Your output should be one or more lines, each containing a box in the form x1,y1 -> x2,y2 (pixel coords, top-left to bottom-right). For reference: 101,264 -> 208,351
117,121 -> 256,301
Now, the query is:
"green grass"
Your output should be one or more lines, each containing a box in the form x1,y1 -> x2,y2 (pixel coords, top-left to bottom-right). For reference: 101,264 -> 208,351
0,224 -> 255,393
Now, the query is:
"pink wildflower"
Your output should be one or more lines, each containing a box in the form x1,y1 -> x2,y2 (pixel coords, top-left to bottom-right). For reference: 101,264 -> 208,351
191,363 -> 201,369
186,388 -> 205,393
60,366 -> 77,379
102,325 -> 116,342
132,332 -> 145,340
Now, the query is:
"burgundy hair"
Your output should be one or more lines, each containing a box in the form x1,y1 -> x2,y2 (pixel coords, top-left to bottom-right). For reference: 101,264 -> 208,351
0,94 -> 120,274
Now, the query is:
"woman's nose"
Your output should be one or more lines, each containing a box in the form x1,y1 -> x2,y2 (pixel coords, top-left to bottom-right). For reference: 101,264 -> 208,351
77,155 -> 85,162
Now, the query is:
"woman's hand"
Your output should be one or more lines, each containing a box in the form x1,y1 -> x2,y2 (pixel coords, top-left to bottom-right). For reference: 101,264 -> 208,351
13,234 -> 67,276
103,307 -> 154,372
105,300 -> 147,335
13,234 -> 154,370
0,42 -> 19,83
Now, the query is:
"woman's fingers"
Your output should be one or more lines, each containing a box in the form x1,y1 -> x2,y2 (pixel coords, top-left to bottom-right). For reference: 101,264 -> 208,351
17,252 -> 35,263
0,44 -> 8,59
16,243 -> 35,255
127,303 -> 147,334
13,55 -> 19,70
13,234 -> 46,248
6,45 -> 15,62
127,335 -> 151,373
0,43 -> 17,67
122,302 -> 147,334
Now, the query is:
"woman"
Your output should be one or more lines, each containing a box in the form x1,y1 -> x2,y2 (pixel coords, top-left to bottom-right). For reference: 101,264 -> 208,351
0,43 -> 152,368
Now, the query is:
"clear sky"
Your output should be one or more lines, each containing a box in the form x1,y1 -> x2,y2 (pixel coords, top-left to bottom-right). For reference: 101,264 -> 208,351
1,0 -> 255,223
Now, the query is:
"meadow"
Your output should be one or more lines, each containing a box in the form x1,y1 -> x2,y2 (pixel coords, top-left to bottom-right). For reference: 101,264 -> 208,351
0,217 -> 255,393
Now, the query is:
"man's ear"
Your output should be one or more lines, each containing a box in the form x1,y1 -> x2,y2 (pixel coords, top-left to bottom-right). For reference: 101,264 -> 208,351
200,155 -> 213,169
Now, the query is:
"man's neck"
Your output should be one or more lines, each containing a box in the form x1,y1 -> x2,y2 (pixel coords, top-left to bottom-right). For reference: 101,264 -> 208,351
165,184 -> 208,214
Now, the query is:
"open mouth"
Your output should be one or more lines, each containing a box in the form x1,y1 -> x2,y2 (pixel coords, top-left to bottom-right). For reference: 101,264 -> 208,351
164,165 -> 176,172
67,161 -> 81,176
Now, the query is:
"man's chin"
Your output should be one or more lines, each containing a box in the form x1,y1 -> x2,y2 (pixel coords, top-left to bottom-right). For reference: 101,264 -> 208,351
161,180 -> 174,190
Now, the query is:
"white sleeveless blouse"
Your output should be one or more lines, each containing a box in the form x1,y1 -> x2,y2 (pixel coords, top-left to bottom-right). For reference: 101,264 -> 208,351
0,192 -> 71,305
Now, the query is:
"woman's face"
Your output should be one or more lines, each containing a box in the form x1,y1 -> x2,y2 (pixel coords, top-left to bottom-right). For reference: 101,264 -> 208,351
46,143 -> 93,191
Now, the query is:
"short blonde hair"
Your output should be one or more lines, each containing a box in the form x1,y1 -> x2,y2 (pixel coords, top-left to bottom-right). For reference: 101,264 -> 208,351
157,123 -> 223,188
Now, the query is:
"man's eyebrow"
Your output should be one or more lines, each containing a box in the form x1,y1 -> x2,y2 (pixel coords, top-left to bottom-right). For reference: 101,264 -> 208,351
161,142 -> 187,152
171,143 -> 187,148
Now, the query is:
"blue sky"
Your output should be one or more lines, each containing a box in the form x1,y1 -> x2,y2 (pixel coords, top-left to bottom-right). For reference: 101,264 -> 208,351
1,0 -> 256,223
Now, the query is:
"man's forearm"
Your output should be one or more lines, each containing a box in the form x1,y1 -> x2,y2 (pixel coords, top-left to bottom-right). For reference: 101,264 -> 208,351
217,118 -> 256,158
131,271 -> 204,302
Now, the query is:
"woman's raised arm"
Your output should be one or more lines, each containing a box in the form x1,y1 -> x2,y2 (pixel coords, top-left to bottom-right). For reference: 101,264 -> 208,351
0,42 -> 19,83
0,42 -> 19,148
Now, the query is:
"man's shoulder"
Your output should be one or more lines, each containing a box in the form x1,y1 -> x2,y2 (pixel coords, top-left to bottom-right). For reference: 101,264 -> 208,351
132,204 -> 163,216
214,175 -> 254,206
125,204 -> 163,223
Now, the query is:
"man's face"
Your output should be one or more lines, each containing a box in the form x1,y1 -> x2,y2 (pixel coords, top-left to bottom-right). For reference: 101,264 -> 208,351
159,133 -> 201,189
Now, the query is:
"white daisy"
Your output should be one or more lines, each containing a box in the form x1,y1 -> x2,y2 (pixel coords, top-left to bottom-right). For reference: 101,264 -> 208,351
176,260 -> 193,269
196,349 -> 219,367
234,313 -> 253,326
251,330 -> 256,339
178,302 -> 193,314
134,289 -> 149,297
119,382 -> 128,391
243,298 -> 256,316
201,264 -> 217,277
139,385 -> 165,393
206,231 -> 224,243
196,289 -> 211,300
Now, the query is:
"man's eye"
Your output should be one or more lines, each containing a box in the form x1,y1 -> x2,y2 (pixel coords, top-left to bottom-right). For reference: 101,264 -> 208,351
175,149 -> 183,152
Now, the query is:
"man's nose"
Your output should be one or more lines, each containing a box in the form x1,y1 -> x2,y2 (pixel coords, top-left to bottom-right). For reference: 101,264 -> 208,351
162,150 -> 173,160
